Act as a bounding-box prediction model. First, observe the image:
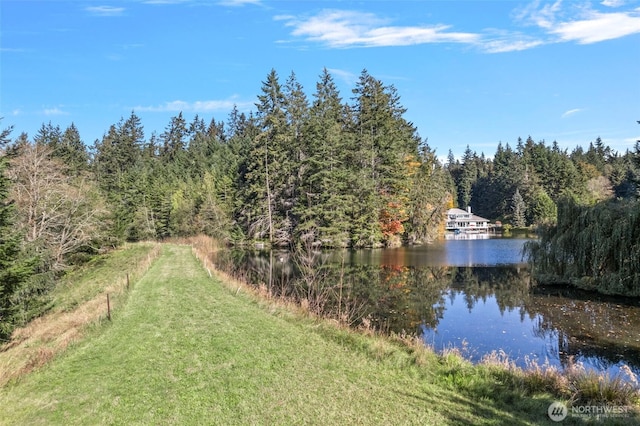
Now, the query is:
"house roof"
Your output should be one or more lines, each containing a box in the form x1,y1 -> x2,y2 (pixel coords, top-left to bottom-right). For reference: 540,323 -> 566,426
447,208 -> 489,223
448,208 -> 469,215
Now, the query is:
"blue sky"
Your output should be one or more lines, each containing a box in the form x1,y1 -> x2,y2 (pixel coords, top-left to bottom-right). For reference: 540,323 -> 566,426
2,0 -> 639,159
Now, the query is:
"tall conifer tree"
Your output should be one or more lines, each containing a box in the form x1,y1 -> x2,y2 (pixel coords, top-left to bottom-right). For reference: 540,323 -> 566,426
240,69 -> 290,244
0,125 -> 34,340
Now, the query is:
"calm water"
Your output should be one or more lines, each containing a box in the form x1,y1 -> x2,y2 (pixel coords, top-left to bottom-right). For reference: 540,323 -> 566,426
212,238 -> 640,377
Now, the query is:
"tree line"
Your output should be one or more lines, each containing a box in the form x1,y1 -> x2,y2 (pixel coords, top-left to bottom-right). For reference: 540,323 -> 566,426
447,136 -> 639,227
1,67 -> 639,338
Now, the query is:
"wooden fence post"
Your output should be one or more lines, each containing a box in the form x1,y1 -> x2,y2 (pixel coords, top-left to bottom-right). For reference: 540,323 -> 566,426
107,293 -> 111,321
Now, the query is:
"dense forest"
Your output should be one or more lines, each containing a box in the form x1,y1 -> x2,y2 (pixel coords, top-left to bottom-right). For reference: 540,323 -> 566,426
1,68 -> 639,338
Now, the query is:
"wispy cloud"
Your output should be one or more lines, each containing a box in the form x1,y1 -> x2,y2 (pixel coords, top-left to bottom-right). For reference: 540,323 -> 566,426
218,0 -> 261,6
106,53 -> 124,61
141,0 -> 260,4
43,107 -> 68,116
85,6 -> 125,16
480,33 -> 545,53
0,47 -> 29,53
279,4 -> 640,53
134,98 -> 252,113
326,68 -> 358,86
601,0 -> 626,7
515,0 -> 563,29
561,108 -> 584,118
624,136 -> 640,144
277,10 -> 479,49
142,0 -> 193,4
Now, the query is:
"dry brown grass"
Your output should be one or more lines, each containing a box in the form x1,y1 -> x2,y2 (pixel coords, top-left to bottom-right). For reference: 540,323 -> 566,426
0,243 -> 161,387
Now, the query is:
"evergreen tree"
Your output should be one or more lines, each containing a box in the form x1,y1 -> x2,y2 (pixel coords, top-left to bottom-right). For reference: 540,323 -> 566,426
58,123 -> 90,175
92,112 -> 147,241
296,68 -> 353,246
0,125 -> 34,340
37,121 -> 89,174
160,112 -> 189,172
634,137 -> 640,196
33,122 -> 62,149
406,143 -> 455,243
491,142 -> 524,219
511,188 -> 526,227
282,71 -> 309,239
457,145 -> 477,209
239,69 -> 290,244
528,189 -> 556,224
351,69 -> 419,246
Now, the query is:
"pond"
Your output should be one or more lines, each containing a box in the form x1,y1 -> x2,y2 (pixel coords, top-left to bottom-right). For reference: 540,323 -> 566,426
211,238 -> 640,377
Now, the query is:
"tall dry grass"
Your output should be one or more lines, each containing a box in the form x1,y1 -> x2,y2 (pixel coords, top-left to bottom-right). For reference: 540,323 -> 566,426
480,350 -> 640,407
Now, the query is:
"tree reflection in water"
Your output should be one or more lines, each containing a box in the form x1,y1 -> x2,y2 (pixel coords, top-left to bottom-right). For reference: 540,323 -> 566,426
211,248 -> 640,376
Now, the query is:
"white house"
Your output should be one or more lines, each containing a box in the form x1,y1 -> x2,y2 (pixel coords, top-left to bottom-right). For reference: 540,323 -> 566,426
446,207 -> 489,233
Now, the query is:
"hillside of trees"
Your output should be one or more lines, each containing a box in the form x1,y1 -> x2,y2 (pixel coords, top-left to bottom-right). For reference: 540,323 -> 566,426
1,67 -> 639,337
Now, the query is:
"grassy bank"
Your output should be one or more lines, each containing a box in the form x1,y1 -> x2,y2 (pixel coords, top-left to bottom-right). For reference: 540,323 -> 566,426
0,242 -> 160,387
0,243 -> 637,424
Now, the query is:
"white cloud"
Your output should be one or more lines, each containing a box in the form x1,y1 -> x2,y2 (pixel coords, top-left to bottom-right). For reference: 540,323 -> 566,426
278,10 -> 480,48
550,10 -> 640,43
135,98 -> 252,113
85,6 -> 125,16
561,108 -> 584,118
518,1 -> 640,44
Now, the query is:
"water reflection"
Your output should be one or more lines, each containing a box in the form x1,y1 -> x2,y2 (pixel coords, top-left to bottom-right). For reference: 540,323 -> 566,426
211,240 -> 640,377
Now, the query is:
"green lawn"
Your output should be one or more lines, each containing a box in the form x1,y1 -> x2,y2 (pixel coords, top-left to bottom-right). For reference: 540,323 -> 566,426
0,244 -> 626,425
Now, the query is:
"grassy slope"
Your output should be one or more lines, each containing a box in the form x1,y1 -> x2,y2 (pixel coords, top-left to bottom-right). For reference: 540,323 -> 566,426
0,242 -> 160,387
0,244 -> 615,425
